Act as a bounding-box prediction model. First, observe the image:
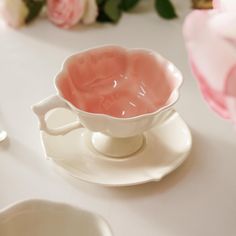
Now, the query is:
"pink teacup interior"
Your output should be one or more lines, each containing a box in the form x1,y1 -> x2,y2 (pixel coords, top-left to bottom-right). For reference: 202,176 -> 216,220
57,46 -> 180,118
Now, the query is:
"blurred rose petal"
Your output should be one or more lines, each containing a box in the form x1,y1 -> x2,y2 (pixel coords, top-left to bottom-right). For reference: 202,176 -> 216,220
47,0 -> 86,29
183,1 -> 236,124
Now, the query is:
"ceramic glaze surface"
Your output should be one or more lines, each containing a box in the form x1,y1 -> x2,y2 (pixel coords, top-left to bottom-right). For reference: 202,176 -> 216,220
33,46 -> 183,138
56,46 -> 180,118
0,200 -> 112,236
41,108 -> 192,186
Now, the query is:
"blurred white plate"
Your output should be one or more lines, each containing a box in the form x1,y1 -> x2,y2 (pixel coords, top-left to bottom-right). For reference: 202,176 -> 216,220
0,199 -> 112,236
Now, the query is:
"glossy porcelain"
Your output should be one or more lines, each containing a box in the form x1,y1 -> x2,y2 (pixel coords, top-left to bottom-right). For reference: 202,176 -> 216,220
0,199 -> 112,236
41,108 -> 192,186
57,46 -> 180,118
33,46 -> 183,158
33,46 -> 182,136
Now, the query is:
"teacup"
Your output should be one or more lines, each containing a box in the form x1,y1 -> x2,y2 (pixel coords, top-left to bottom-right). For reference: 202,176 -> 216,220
33,46 -> 183,157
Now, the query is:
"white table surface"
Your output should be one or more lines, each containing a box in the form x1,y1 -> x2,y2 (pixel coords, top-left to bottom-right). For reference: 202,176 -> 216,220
0,1 -> 236,235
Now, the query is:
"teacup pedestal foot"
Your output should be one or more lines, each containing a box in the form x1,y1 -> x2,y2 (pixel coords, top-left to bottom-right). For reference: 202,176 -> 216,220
91,133 -> 144,158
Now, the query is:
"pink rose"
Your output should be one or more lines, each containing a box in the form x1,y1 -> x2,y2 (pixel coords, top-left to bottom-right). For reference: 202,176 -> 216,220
183,0 -> 236,125
47,0 -> 86,29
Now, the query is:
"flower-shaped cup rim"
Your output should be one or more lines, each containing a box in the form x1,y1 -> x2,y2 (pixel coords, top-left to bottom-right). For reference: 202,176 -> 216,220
54,45 -> 183,121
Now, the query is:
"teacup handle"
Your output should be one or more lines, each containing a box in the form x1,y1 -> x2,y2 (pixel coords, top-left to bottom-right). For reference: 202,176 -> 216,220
32,95 -> 83,136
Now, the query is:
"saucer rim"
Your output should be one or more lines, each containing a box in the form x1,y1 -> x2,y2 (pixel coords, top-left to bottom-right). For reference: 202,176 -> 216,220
51,151 -> 190,187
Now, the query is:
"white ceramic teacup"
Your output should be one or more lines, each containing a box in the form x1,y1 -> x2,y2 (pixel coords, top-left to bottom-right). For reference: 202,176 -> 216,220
33,46 -> 183,157
0,199 -> 112,236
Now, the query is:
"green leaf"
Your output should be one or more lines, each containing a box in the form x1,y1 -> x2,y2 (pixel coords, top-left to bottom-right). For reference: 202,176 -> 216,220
97,10 -> 114,23
23,0 -> 45,24
104,0 -> 122,23
96,0 -> 105,6
155,0 -> 177,19
96,0 -> 114,23
120,0 -> 140,11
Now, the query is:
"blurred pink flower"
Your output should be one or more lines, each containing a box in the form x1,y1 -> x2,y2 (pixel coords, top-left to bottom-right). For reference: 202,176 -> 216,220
0,0 -> 28,28
47,0 -> 85,29
213,0 -> 236,11
183,0 -> 236,124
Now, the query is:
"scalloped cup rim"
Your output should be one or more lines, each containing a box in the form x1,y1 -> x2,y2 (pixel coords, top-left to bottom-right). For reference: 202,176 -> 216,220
0,199 -> 112,235
54,45 -> 183,121
0,199 -> 101,218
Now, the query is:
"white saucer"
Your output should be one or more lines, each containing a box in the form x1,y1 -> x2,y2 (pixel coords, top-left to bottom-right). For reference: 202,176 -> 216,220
40,109 -> 192,186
